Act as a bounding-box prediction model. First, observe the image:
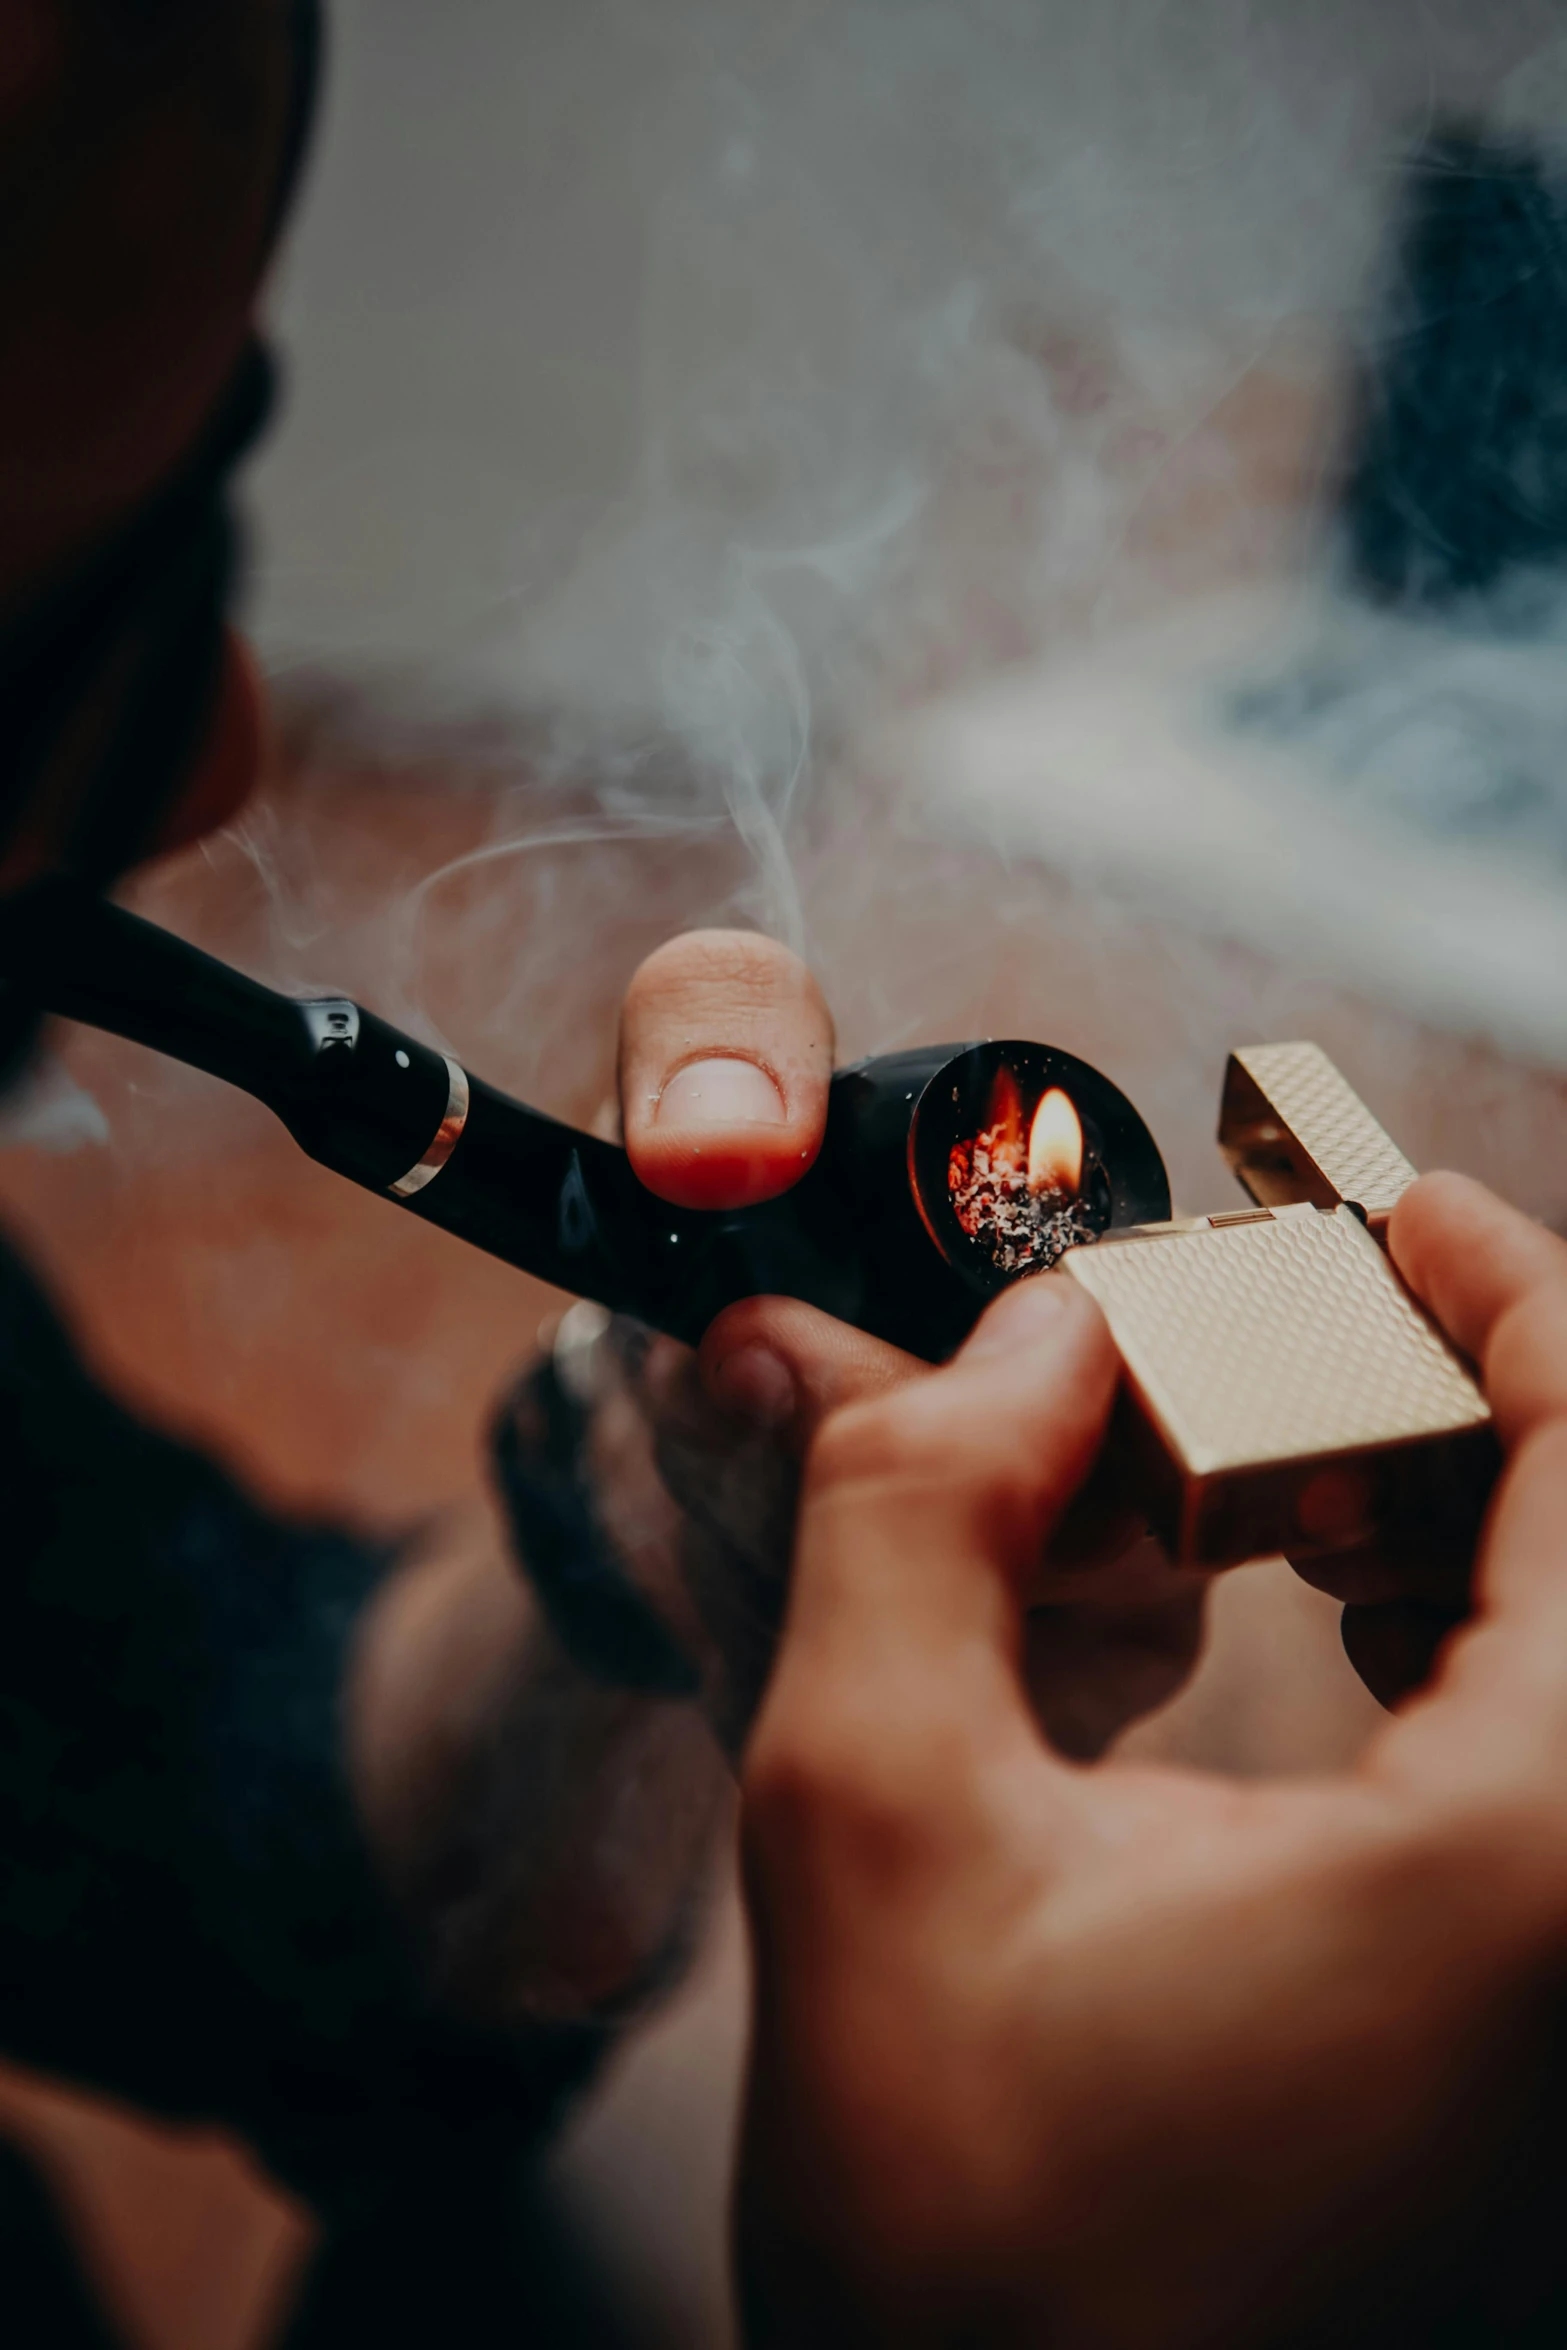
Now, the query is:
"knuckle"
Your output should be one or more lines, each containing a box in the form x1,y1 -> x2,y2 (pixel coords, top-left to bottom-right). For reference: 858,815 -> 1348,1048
703,1294 -> 790,1359
806,1388 -> 1045,1571
743,1710 -> 948,1887
1403,1169 -> 1475,1220
742,1719 -> 848,1840
1421,1787 -> 1567,1959
807,1377 -> 1038,1518
1509,1415 -> 1567,1489
1488,1283 -> 1567,1431
1390,1170 -> 1468,1255
744,1716 -> 865,1859
806,1389 -> 931,1497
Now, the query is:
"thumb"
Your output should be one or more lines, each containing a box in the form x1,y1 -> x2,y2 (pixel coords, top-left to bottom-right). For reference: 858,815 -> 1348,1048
697,1293 -> 925,1447
746,1275 -> 1118,1830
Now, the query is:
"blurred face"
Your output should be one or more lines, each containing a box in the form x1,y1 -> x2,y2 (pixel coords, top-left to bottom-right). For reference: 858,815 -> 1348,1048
0,1 -> 302,886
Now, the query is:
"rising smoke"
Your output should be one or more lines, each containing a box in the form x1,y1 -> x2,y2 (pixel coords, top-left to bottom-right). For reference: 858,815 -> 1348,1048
250,0 -> 1567,958
24,2 -> 1567,1185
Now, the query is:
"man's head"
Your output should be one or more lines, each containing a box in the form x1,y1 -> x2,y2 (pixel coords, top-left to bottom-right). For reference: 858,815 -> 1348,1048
0,1 -> 314,891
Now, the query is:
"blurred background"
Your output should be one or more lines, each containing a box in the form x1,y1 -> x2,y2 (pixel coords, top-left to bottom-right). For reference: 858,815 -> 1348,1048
7,1 -> 1567,2341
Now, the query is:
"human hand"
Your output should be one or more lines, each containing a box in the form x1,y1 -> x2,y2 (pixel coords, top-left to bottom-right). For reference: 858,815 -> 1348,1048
613,931 -> 1203,1754
738,1265 -> 1567,2348
590,930 -> 924,1740
1293,1173 -> 1566,1708
352,931 -> 876,2012
349,937 -> 1197,2020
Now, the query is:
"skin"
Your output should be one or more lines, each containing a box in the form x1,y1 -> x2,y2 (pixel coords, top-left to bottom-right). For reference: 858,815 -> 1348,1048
352,930 -> 1199,2004
2,17 -> 1202,1996
0,3 -> 289,886
0,2 -> 865,2022
347,930 -> 856,2012
25,20 -> 1567,2335
0,0 -> 915,2029
1293,1173 -> 1566,1706
14,46 -> 1510,2275
0,1 -> 292,606
735,1177 -> 1567,2348
23,41 -> 1567,2341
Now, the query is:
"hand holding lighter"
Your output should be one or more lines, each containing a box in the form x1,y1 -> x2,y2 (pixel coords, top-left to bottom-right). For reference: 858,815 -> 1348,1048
1063,1043 -> 1497,1570
0,886 -> 1499,1577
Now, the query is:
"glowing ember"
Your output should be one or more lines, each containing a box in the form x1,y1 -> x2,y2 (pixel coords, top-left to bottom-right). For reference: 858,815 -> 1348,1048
948,1076 -> 1095,1276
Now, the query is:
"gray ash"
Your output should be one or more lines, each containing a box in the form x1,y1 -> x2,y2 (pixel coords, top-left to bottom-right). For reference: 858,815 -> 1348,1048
948,1128 -> 1096,1276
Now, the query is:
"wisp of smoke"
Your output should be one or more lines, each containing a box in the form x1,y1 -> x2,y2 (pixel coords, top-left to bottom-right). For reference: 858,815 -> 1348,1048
242,0 -> 1567,1046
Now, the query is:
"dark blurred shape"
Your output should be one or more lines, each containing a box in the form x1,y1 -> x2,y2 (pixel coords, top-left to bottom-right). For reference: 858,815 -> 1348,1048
1345,125 -> 1567,604
283,2161 -> 645,2350
0,2135 -> 119,2350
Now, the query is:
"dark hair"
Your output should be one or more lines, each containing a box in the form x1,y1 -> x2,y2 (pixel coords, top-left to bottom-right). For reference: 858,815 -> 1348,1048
0,0 -> 322,1079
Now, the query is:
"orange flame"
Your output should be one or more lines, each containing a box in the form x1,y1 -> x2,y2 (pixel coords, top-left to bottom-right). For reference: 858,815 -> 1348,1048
984,1066 -> 1026,1175
1028,1088 -> 1083,1196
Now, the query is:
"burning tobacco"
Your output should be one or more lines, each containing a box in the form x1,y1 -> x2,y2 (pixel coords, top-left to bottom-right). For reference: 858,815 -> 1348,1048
4,885 -> 1170,1361
947,1070 -> 1096,1276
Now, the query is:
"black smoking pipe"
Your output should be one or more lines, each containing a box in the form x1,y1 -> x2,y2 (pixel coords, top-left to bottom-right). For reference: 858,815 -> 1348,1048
0,882 -> 1170,1362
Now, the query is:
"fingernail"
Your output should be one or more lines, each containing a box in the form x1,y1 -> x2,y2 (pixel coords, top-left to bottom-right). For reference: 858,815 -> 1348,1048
657,1056 -> 788,1128
710,1343 -> 797,1430
965,1274 -> 1076,1363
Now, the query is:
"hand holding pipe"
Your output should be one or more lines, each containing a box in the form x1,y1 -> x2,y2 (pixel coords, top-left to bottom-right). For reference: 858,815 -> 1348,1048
0,884 -> 1170,1363
0,885 -> 1496,1575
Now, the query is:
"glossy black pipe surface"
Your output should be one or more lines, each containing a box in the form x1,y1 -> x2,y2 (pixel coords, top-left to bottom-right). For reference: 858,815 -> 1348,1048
0,885 -> 1170,1361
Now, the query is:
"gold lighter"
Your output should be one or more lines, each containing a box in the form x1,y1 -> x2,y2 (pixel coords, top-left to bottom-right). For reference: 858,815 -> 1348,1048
1062,1044 -> 1498,1569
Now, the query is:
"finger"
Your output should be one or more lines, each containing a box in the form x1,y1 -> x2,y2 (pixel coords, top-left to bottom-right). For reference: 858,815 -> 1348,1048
637,1334 -> 801,1556
699,1290 -> 1138,1600
1388,1173 -> 1567,1360
630,1308 -> 915,1521
1391,1172 -> 1567,1407
748,1277 -> 1118,1826
1023,1554 -> 1209,1760
1288,1533 -> 1475,1610
619,931 -> 834,1210
1047,1468 -> 1146,1575
638,1309 -> 926,1751
1341,1600 -> 1463,1711
697,1295 -> 924,1447
1469,1420 -> 1567,1643
1482,1275 -> 1567,1452
635,1342 -> 803,1754
1288,1473 -> 1479,1715
638,1303 -> 919,1603
1386,1424 -> 1567,1777
1305,1177 -> 1567,1697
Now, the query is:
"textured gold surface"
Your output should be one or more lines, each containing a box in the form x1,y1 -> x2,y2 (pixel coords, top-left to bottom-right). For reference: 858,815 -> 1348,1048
1064,1205 -> 1489,1477
1223,1042 -> 1417,1224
